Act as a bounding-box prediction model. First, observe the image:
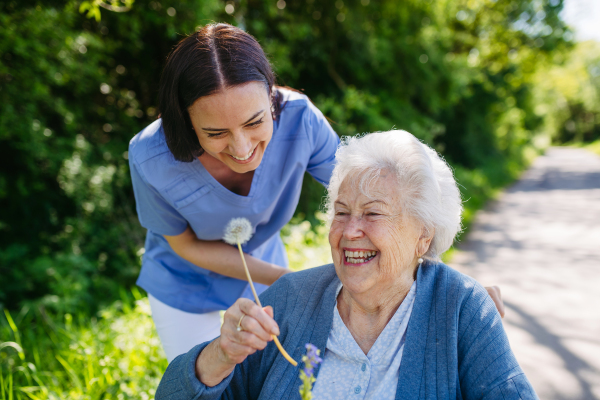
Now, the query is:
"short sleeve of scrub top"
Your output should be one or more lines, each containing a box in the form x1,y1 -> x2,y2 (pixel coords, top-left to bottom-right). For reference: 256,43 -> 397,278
128,89 -> 340,313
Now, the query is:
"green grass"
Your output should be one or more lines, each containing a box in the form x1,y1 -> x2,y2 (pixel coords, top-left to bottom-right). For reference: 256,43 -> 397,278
1,288 -> 167,400
582,140 -> 600,156
564,140 -> 600,156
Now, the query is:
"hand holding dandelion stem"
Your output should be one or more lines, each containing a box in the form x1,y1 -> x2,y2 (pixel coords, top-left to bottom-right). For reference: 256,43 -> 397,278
224,218 -> 298,367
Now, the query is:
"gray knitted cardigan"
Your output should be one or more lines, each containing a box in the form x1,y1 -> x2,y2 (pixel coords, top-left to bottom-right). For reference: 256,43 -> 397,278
155,261 -> 538,400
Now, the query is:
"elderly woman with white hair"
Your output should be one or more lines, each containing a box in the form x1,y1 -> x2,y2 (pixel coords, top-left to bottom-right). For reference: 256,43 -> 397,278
156,130 -> 537,400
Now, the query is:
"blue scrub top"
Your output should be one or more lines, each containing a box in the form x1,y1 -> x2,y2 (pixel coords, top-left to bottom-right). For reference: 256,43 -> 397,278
128,90 -> 340,313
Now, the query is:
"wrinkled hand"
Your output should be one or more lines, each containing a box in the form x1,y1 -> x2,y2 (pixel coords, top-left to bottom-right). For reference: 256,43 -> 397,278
484,286 -> 505,318
217,298 -> 280,365
195,299 -> 281,387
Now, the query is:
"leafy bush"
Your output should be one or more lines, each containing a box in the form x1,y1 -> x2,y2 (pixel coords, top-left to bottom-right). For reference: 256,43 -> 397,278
0,0 -> 224,311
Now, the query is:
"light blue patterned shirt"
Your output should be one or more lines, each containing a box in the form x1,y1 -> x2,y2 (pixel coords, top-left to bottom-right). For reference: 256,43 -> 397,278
312,281 -> 417,400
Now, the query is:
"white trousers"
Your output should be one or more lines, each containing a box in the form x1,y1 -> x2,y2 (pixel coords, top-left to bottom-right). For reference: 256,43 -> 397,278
148,294 -> 222,363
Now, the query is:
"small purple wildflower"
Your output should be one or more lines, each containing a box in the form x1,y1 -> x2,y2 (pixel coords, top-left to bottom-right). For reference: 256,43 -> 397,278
299,343 -> 322,400
303,343 -> 323,377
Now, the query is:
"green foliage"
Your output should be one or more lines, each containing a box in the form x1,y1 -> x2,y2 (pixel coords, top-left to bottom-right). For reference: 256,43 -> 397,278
0,289 -> 167,400
80,0 -> 136,22
0,0 -> 225,311
533,41 -> 600,143
240,0 -> 570,168
280,212 -> 332,271
0,0 -> 583,321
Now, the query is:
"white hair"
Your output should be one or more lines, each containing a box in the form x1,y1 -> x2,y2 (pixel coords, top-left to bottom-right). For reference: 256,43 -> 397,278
325,130 -> 463,260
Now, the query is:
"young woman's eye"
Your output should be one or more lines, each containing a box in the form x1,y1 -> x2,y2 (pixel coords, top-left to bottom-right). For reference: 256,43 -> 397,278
207,131 -> 226,138
246,118 -> 263,127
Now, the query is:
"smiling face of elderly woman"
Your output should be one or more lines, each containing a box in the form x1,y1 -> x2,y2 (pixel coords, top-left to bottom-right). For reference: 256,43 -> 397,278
329,170 -> 434,296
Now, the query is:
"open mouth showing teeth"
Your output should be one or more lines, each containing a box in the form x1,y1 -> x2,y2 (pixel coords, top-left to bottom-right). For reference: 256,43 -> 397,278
230,147 -> 256,161
344,250 -> 377,264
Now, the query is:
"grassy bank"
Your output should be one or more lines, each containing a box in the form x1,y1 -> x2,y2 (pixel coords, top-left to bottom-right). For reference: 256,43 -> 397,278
1,288 -> 166,400
582,140 -> 600,156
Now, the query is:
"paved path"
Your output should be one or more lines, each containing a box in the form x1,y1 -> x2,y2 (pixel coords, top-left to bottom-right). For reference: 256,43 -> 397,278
450,147 -> 600,400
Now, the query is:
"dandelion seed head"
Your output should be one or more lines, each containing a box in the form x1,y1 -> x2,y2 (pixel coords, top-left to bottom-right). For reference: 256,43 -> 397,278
223,218 -> 253,245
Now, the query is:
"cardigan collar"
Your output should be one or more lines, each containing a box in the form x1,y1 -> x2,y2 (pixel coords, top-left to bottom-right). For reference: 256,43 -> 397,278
395,261 -> 436,399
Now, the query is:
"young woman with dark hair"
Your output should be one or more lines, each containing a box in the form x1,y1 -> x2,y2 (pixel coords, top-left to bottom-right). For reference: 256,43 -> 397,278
128,23 -> 340,362
129,23 -> 504,364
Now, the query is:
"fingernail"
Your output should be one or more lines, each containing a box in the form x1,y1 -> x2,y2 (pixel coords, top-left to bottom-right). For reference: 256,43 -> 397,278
272,326 -> 280,336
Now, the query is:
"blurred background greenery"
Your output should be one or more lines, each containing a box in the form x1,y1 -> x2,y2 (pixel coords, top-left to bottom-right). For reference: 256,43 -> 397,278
1,0 -> 599,397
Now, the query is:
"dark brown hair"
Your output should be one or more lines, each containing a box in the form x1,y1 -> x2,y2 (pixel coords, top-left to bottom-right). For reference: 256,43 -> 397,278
158,23 -> 282,162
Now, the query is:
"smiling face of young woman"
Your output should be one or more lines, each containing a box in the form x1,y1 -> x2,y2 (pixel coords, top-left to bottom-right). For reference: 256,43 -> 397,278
187,81 -> 274,174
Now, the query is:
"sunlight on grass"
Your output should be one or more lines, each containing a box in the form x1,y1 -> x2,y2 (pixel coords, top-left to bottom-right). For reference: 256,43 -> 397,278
583,140 -> 600,156
1,288 -> 167,400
